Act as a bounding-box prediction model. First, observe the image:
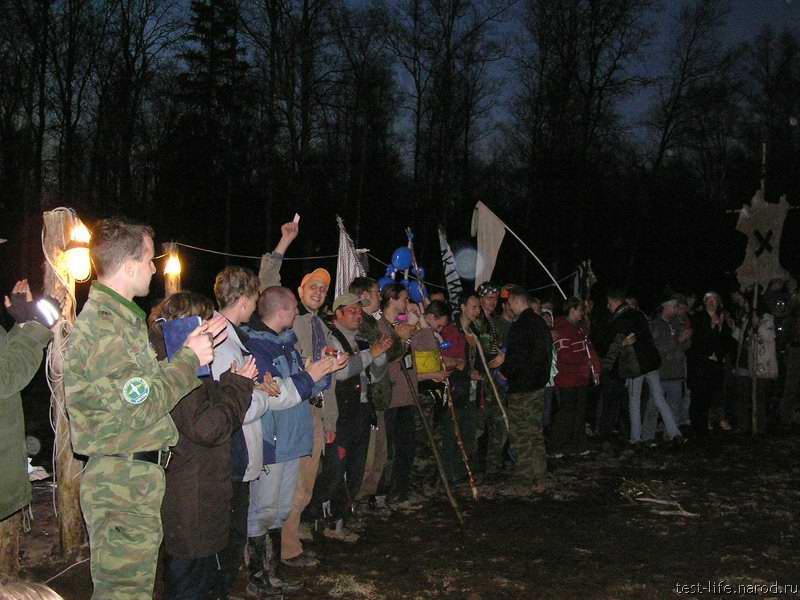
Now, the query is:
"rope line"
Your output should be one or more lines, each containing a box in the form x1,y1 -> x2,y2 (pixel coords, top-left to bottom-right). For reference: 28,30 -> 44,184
174,241 -> 344,261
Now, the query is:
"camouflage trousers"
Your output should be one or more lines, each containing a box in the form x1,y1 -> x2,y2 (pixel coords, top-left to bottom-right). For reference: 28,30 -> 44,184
506,389 -> 547,483
81,456 -> 165,600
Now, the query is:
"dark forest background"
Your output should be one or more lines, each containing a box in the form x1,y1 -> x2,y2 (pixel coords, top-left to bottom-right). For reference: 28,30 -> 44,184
1,0 -> 799,309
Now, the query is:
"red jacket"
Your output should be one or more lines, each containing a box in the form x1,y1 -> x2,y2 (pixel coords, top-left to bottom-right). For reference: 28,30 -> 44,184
552,316 -> 601,388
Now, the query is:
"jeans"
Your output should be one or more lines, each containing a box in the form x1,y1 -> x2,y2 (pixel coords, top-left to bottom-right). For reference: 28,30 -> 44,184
247,458 -> 300,537
627,370 -> 681,442
642,379 -> 683,441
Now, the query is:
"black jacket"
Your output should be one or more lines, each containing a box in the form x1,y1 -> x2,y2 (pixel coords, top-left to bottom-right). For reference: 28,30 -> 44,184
501,308 -> 552,393
687,311 -> 735,377
608,305 -> 661,376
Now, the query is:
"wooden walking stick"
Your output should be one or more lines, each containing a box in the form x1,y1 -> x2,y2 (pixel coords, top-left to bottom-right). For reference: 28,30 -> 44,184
468,326 -> 510,432
442,379 -> 479,500
398,361 -> 464,527
434,341 -> 478,500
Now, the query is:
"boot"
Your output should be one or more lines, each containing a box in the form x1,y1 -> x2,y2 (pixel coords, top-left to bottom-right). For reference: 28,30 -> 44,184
246,535 -> 283,598
267,528 -> 300,593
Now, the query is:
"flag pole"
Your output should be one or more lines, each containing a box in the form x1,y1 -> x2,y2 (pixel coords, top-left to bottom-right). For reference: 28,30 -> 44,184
502,225 -> 567,300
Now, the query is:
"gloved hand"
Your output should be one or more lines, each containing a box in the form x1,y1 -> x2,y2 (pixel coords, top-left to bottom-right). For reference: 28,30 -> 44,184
6,291 -> 61,328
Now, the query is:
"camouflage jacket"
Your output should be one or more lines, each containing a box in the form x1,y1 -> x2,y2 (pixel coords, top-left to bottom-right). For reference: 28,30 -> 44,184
65,283 -> 201,456
0,321 -> 52,520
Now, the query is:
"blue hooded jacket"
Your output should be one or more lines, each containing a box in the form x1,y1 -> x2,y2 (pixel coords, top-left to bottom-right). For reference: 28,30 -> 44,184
242,321 -> 323,464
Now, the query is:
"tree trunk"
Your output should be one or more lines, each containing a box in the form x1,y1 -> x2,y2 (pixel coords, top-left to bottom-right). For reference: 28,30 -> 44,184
42,209 -> 86,560
0,511 -> 22,577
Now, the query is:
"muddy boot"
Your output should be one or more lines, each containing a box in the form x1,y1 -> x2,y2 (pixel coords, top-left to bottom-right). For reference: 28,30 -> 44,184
267,528 -> 300,593
247,535 -> 283,598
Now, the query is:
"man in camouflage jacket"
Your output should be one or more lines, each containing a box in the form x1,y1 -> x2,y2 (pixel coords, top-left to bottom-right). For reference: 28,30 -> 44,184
65,218 -> 217,600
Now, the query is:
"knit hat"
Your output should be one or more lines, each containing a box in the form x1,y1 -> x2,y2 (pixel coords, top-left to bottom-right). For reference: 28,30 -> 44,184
300,268 -> 331,289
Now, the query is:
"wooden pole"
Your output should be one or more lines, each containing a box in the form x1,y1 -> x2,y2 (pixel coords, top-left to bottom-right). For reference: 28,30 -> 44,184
42,209 -> 85,559
399,363 -> 464,527
751,284 -> 759,435
163,242 -> 181,297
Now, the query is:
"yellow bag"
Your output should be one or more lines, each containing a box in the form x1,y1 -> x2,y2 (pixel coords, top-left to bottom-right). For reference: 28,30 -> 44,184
414,349 -> 441,374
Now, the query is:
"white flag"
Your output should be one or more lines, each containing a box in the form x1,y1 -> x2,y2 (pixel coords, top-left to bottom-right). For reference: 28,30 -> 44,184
735,191 -> 789,289
470,201 -> 506,287
335,216 -> 366,298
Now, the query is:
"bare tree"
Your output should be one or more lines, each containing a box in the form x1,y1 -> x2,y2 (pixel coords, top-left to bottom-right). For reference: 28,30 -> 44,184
645,0 -> 729,174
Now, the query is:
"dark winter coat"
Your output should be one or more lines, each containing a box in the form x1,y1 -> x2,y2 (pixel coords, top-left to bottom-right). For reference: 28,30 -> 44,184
501,308 -> 552,393
651,317 -> 689,380
606,304 -> 661,376
686,311 -> 737,368
150,325 -> 254,560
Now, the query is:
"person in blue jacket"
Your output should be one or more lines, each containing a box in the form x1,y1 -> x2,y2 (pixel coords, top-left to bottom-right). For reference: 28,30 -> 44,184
241,286 -> 345,592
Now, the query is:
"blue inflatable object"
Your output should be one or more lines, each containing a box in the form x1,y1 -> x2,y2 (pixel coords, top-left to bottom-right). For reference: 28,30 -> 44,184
413,266 -> 425,280
391,247 -> 413,270
408,280 -> 424,303
378,276 -> 395,291
438,340 -> 452,351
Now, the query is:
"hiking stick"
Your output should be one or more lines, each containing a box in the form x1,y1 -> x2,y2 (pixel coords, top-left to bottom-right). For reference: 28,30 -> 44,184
443,380 -> 479,501
468,329 -> 510,433
398,361 -> 464,527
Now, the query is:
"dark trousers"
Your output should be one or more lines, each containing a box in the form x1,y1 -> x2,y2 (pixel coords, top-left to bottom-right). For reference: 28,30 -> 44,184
689,363 -> 724,436
598,376 -> 625,436
165,553 -> 221,600
384,405 -> 417,501
549,387 -> 589,454
312,404 -> 372,519
217,480 -> 249,598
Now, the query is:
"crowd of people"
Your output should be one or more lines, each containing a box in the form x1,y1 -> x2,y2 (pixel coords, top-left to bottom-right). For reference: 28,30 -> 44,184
1,216 -> 799,600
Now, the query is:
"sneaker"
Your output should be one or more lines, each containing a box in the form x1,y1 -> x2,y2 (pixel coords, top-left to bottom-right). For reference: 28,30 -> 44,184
298,522 -> 314,542
322,519 -> 359,543
281,553 -> 319,568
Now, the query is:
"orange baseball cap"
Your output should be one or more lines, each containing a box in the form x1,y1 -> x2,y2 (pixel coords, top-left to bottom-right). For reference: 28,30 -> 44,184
300,268 -> 331,289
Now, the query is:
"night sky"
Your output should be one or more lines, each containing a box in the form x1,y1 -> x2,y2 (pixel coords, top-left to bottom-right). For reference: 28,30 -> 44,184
1,0 -> 798,314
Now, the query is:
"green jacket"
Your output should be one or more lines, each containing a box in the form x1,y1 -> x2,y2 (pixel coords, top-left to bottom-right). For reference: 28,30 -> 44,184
65,283 -> 201,456
0,320 -> 52,520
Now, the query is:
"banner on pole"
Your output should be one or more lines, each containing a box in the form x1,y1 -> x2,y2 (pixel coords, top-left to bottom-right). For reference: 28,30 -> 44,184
735,191 -> 789,289
438,227 -> 464,311
335,216 -> 366,298
470,201 -> 506,287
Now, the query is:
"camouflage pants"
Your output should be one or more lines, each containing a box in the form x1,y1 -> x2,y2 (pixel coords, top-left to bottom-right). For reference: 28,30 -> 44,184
506,389 -> 547,483
81,456 -> 165,600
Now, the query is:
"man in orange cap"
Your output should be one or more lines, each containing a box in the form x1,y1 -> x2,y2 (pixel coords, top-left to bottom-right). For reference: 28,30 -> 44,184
257,221 -> 348,569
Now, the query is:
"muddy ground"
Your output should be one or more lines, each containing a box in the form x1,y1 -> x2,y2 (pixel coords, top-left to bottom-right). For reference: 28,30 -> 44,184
19,427 -> 800,600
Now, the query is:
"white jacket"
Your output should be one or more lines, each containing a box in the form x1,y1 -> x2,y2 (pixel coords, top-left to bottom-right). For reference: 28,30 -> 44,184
211,315 -> 302,482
